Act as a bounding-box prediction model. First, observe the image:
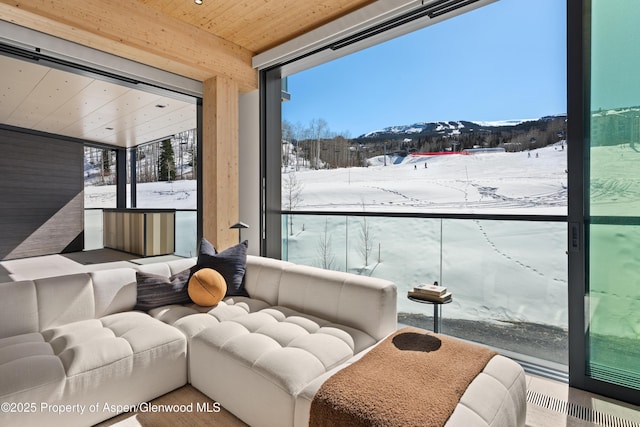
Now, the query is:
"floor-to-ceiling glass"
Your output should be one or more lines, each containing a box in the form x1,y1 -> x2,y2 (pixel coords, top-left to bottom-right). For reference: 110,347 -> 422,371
586,0 -> 640,395
277,0 -> 568,372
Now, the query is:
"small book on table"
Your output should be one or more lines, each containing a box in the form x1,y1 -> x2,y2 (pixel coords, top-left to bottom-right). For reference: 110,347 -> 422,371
412,283 -> 447,296
409,282 -> 452,302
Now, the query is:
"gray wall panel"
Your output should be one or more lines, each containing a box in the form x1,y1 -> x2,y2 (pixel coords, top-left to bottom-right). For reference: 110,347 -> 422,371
0,128 -> 84,260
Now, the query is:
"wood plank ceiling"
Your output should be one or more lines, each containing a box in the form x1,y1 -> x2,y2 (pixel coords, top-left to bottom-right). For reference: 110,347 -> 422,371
0,0 -> 374,147
137,0 -> 376,54
0,55 -> 197,147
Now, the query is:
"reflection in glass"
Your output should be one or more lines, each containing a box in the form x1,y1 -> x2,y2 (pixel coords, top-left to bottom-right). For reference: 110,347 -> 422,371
588,225 -> 640,388
175,210 -> 197,258
587,0 -> 640,390
83,209 -> 103,250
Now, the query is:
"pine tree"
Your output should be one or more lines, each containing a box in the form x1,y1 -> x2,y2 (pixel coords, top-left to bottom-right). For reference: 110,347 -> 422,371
158,139 -> 176,181
101,149 -> 111,184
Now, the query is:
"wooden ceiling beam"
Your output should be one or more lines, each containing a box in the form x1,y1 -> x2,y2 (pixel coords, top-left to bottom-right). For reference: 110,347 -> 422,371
0,0 -> 258,92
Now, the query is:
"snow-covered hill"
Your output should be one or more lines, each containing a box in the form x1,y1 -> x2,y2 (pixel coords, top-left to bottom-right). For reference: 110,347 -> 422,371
291,141 -> 567,215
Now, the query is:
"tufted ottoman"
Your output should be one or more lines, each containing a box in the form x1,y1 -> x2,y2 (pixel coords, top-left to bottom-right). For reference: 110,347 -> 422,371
1,311 -> 187,427
189,306 -> 375,427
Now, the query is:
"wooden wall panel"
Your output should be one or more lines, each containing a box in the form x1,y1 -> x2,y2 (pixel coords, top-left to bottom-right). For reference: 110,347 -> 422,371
146,212 -> 175,256
0,128 -> 84,260
202,76 -> 239,250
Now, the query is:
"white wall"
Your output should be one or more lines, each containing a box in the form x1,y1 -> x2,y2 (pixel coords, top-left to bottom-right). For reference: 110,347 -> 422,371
238,90 -> 261,255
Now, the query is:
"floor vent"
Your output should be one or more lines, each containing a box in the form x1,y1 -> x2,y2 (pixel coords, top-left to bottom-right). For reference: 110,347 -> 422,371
527,390 -> 640,427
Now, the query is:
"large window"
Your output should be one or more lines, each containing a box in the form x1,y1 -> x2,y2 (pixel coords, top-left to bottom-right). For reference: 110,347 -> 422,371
274,0 -> 568,372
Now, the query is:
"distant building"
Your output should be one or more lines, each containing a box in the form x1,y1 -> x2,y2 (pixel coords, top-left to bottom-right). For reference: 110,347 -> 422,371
462,147 -> 506,154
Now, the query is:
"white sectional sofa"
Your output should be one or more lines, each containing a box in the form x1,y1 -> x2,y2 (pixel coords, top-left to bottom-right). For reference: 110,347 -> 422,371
0,254 -> 527,427
152,255 -> 399,427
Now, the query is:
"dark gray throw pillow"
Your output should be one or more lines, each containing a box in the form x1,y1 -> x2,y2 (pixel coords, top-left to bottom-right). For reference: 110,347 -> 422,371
191,240 -> 249,297
134,269 -> 192,311
198,237 -> 217,256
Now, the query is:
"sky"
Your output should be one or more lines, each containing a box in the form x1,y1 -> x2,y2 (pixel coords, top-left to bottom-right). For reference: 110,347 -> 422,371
282,0 -> 567,138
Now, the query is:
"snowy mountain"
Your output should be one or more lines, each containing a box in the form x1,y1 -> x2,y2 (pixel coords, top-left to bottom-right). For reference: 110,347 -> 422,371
357,115 -> 565,139
361,120 -> 482,138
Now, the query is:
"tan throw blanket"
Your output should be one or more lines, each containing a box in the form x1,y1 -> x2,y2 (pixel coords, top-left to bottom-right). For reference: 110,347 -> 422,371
309,327 -> 497,427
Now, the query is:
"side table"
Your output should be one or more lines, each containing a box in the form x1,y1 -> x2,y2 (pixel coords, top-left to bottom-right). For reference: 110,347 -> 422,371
407,295 -> 452,333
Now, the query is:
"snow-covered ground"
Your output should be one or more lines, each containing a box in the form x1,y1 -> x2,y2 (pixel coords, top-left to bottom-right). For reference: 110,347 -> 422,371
85,179 -> 197,210
289,141 -> 567,215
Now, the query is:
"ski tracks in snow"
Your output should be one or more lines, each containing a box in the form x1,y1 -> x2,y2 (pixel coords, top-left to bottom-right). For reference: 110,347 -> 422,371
363,181 -> 567,211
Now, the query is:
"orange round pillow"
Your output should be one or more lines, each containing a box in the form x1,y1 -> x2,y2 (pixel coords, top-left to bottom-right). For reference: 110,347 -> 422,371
188,268 -> 227,306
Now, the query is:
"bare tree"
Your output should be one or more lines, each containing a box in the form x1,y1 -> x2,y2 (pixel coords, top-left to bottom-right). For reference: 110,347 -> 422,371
359,215 -> 374,266
291,121 -> 306,170
101,149 -> 111,184
282,120 -> 294,168
282,170 -> 304,235
309,118 -> 329,170
317,218 -> 336,270
174,129 -> 197,179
